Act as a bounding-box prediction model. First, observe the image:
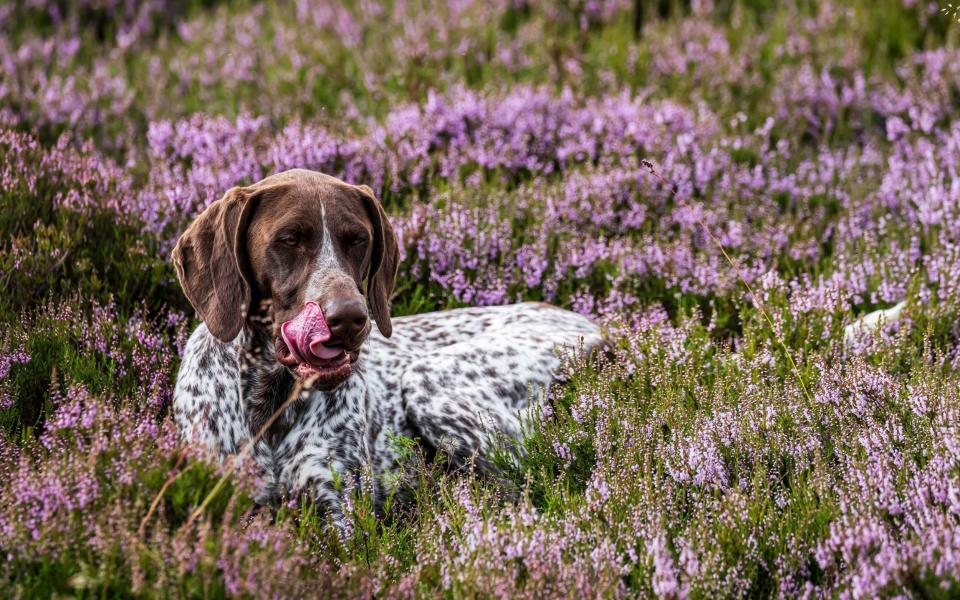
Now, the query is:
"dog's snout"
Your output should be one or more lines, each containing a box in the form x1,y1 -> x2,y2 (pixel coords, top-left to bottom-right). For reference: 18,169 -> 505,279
324,299 -> 368,342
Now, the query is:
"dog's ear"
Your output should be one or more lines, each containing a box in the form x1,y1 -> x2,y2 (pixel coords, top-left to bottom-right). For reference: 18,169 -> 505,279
172,186 -> 261,342
357,184 -> 399,338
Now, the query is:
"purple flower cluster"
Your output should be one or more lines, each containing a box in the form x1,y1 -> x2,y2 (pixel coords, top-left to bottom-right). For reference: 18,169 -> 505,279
0,377 -> 370,596
418,481 -> 628,598
0,336 -> 29,410
128,73 -> 960,317
520,318 -> 960,597
2,0 -> 960,596
0,127 -> 134,219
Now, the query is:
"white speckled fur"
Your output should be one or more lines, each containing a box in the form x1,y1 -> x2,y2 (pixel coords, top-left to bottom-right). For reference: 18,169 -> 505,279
173,302 -> 603,522
304,204 -> 350,303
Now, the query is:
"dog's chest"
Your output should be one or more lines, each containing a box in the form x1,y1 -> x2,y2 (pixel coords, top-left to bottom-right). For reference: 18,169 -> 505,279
239,345 -> 412,507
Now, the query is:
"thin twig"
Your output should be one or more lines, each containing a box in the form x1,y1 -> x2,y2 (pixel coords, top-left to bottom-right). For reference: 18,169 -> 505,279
641,159 -> 814,406
138,449 -> 193,538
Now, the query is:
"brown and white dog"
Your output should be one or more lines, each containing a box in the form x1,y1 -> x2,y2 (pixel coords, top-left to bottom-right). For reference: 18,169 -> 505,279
172,169 -> 603,522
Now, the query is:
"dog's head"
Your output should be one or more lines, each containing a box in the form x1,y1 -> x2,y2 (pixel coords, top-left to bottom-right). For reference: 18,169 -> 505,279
172,169 -> 399,390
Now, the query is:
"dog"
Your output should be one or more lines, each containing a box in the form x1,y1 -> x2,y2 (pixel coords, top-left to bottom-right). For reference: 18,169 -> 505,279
172,169 -> 604,522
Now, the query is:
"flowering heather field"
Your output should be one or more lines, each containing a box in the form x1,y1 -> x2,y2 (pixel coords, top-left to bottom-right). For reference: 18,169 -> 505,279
4,0 -> 960,597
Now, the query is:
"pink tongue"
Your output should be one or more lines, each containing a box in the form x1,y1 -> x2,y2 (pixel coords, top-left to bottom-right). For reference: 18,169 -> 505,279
280,302 -> 342,366
309,339 -> 343,360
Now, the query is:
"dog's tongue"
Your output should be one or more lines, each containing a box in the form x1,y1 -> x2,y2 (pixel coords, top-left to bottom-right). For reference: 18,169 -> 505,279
280,302 -> 343,366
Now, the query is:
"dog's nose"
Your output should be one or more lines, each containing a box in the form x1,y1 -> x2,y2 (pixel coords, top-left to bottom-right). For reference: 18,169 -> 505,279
323,299 -> 368,343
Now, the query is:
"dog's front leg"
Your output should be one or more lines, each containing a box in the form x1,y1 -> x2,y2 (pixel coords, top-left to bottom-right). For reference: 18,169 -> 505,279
173,323 -> 250,457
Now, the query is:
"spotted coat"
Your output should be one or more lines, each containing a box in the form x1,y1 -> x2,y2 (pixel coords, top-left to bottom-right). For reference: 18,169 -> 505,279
173,302 -> 603,522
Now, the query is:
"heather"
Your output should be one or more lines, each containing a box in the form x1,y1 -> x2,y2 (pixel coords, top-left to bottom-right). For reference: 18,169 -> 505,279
2,0 -> 960,597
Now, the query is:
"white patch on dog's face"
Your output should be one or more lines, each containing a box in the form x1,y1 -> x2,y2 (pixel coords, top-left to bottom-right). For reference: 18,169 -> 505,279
303,202 -> 353,305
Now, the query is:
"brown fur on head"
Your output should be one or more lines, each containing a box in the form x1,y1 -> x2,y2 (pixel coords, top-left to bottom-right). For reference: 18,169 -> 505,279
172,169 -> 399,385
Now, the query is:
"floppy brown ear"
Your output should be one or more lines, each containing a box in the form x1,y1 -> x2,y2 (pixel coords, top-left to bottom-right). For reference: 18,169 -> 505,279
172,187 -> 259,342
357,184 -> 399,338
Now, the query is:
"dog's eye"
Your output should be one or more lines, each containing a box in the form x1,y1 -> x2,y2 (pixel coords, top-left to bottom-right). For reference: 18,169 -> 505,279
349,236 -> 368,248
278,235 -> 300,247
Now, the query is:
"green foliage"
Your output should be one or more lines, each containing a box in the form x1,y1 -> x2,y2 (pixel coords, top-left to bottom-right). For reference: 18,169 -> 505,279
0,164 -> 182,324
4,0 -> 960,596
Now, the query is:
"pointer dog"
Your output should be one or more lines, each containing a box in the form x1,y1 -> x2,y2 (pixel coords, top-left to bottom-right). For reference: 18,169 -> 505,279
172,169 -> 603,522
